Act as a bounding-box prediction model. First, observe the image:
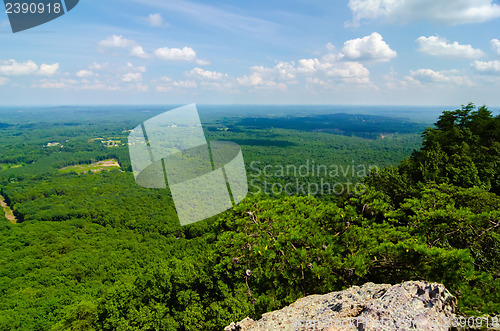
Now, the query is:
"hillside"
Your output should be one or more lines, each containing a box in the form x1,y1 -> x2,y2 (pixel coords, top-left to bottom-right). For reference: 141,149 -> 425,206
0,104 -> 498,330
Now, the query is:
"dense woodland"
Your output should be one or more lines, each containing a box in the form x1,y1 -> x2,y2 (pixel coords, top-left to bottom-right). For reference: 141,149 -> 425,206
0,104 -> 498,330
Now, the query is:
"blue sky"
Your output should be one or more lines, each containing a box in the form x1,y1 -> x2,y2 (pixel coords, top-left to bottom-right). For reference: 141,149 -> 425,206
1,0 -> 500,105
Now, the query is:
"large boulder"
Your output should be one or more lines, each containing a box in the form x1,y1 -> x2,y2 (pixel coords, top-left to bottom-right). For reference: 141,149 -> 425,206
225,281 -> 461,330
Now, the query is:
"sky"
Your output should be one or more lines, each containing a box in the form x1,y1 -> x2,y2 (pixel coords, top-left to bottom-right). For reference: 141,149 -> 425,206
1,0 -> 500,106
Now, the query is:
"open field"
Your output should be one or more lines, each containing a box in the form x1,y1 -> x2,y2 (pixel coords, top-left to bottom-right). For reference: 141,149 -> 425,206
59,159 -> 121,174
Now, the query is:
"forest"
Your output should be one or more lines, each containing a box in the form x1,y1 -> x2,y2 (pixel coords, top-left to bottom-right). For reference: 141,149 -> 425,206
0,104 -> 498,330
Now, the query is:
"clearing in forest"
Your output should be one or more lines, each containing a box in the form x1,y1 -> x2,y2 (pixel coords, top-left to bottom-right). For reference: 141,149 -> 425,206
59,159 -> 121,174
1,196 -> 17,224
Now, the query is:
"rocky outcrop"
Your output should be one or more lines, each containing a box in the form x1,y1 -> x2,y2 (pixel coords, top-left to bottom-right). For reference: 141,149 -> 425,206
225,281 -> 461,331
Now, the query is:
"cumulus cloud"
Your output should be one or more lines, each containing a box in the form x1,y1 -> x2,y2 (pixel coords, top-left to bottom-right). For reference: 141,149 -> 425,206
98,35 -> 150,58
348,0 -> 500,26
471,60 -> 500,73
237,72 -> 265,86
491,39 -> 500,55
296,57 -> 371,85
98,35 -> 208,64
0,77 -> 8,86
154,76 -> 200,91
324,62 -> 370,84
272,62 -> 297,81
125,62 -> 146,73
236,62 -> 299,91
131,46 -> 149,59
76,70 -> 96,78
417,36 -> 484,59
297,59 -> 322,74
148,13 -> 164,27
98,35 -> 137,49
122,72 -> 142,82
0,60 -> 38,75
408,68 -> 472,86
341,32 -> 397,62
38,63 -> 60,76
236,72 -> 287,90
188,67 -> 227,80
89,62 -> 107,71
154,46 -> 208,65
154,47 -> 197,61
250,62 -> 297,82
384,69 -> 408,90
0,60 -> 59,76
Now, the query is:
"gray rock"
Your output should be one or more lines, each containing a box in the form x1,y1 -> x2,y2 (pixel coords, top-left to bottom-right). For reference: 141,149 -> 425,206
225,281 -> 461,331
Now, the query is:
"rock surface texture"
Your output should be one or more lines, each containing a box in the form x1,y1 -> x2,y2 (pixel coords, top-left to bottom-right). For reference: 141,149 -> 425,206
225,281 -> 461,330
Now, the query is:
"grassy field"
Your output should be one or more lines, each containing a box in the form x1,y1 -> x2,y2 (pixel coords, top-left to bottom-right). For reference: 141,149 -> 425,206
59,159 -> 121,174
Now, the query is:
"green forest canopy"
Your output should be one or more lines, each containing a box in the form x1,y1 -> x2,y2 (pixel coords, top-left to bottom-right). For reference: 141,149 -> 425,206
0,104 -> 499,330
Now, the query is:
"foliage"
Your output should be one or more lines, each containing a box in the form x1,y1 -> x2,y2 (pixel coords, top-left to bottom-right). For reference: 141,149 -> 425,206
0,104 -> 499,330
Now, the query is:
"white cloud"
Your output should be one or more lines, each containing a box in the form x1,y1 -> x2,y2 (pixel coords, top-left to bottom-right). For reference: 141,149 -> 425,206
173,80 -> 198,88
471,60 -> 500,73
35,78 -> 78,89
250,62 -> 297,82
408,68 -> 472,86
195,59 -> 211,66
35,76 -> 149,92
273,62 -> 297,81
89,62 -> 107,71
189,67 -> 227,80
148,13 -> 164,27
0,77 -> 8,86
38,63 -> 60,76
154,47 -> 197,61
126,62 -> 146,73
417,36 -> 484,59
384,69 -> 408,90
98,35 -> 137,49
131,46 -> 149,59
0,60 -> 38,76
98,36 -> 209,65
122,72 -> 142,82
159,76 -> 172,82
324,62 -> 370,84
0,60 -> 59,76
237,72 -> 265,86
236,62 -> 299,90
297,59 -> 321,74
37,80 -> 68,89
305,77 -> 327,87
491,39 -> 500,55
98,35 -> 151,59
348,0 -> 500,26
76,70 -> 96,78
237,72 -> 287,90
341,32 -> 397,62
296,57 -> 371,85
